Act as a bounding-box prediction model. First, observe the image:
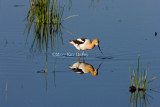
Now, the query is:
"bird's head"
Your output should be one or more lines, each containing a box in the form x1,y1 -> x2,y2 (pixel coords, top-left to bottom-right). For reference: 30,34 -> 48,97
93,39 -> 99,46
93,39 -> 103,55
91,69 -> 98,76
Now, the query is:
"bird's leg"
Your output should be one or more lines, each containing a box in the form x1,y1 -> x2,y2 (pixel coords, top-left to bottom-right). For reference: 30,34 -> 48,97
82,50 -> 85,57
78,51 -> 80,56
82,50 -> 86,62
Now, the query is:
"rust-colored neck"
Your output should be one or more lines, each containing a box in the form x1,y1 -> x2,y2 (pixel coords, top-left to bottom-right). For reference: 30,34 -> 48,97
87,41 -> 95,49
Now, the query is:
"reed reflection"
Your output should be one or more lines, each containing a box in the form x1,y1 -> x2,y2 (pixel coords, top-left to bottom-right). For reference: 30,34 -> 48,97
5,80 -> 8,104
129,91 -> 150,107
69,62 -> 102,76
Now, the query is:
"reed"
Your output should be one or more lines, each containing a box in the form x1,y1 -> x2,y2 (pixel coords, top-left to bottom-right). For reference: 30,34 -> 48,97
129,56 -> 157,107
25,0 -> 78,52
25,0 -> 78,73
129,56 -> 157,93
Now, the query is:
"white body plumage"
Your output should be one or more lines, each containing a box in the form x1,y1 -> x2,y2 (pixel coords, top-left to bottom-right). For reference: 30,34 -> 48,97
69,38 -> 103,55
70,38 -> 91,50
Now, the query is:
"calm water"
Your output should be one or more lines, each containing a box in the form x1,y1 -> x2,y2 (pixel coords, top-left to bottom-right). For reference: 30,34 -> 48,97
0,0 -> 160,107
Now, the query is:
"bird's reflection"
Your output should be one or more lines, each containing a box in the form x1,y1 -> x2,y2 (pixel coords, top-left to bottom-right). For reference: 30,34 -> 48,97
69,62 -> 102,76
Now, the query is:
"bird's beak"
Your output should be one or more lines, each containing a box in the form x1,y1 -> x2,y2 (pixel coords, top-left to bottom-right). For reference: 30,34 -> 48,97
97,63 -> 102,72
98,45 -> 103,55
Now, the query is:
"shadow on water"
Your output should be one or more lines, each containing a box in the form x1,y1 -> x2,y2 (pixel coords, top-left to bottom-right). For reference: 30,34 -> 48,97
24,0 -> 77,89
69,58 -> 102,76
13,5 -> 25,7
96,56 -> 113,59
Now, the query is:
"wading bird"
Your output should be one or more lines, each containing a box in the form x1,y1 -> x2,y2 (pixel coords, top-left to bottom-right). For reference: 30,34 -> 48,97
70,38 -> 103,56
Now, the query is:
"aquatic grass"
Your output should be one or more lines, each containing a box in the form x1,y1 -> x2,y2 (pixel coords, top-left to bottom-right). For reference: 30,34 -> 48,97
25,0 -> 78,52
129,56 -> 157,92
67,0 -> 72,12
129,56 -> 157,107
25,0 -> 78,73
90,0 -> 100,15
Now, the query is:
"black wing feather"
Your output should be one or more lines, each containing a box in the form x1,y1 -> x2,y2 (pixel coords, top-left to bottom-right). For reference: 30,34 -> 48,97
71,68 -> 84,74
71,40 -> 84,45
81,38 -> 86,42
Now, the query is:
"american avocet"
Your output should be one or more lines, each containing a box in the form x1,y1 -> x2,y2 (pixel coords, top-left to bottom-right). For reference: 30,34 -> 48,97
70,38 -> 103,56
69,62 -> 102,76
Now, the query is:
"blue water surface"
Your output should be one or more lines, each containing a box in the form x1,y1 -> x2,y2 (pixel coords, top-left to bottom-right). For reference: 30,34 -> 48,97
0,0 -> 160,107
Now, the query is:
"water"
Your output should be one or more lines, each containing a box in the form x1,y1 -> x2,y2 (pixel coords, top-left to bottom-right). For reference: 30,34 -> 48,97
0,0 -> 160,107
